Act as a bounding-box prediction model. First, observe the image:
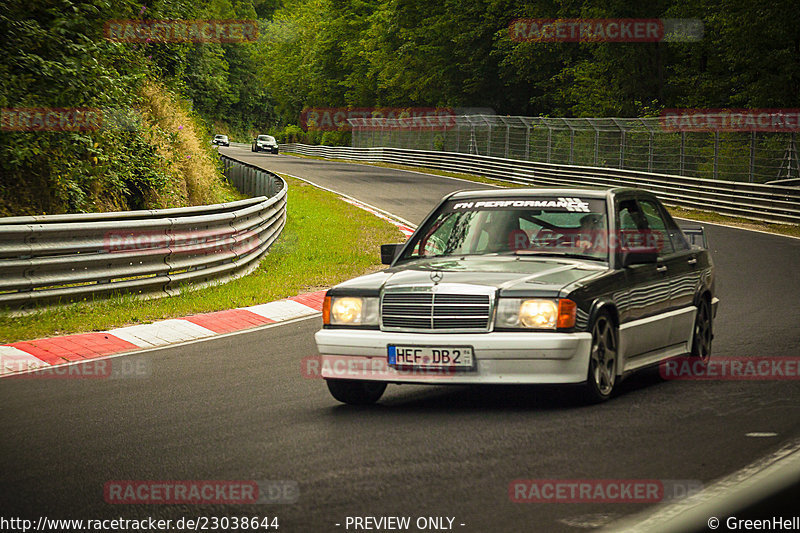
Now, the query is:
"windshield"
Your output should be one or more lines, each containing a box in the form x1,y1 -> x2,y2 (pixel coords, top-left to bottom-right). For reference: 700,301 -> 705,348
400,196 -> 609,262
258,135 -> 274,141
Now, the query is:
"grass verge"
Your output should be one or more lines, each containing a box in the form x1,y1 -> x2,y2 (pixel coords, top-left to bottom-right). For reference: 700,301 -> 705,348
0,175 -> 403,343
284,152 -> 800,239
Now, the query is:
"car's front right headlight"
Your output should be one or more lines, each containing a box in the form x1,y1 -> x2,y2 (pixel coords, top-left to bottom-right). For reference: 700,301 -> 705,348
323,296 -> 379,326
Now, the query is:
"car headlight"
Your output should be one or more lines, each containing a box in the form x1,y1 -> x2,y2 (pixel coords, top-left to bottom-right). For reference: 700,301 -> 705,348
323,296 -> 379,326
495,298 -> 576,329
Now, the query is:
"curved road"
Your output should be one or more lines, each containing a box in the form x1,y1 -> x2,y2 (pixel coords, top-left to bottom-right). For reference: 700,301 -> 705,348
1,147 -> 798,532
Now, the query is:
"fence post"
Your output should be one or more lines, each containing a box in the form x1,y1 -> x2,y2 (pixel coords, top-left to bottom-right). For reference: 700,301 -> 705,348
455,123 -> 461,153
569,127 -> 575,165
504,122 -> 510,159
547,127 -> 552,164
487,124 -> 492,156
594,131 -> 600,166
525,125 -> 531,160
749,131 -> 756,182
680,132 -> 686,176
713,131 -> 720,180
648,132 -> 654,173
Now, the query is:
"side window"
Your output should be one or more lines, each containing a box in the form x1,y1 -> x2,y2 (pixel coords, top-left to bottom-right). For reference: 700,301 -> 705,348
638,199 -> 675,256
662,210 -> 691,252
616,199 -> 645,230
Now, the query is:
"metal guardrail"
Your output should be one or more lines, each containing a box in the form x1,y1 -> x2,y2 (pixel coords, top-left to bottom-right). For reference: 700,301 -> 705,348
0,155 -> 286,310
281,143 -> 800,224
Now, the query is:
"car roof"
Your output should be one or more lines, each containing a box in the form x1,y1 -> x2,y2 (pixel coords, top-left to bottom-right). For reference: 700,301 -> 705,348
448,187 -> 646,201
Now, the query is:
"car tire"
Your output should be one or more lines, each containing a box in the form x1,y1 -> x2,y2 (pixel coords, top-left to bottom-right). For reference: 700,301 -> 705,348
690,297 -> 713,365
582,312 -> 618,403
326,379 -> 386,405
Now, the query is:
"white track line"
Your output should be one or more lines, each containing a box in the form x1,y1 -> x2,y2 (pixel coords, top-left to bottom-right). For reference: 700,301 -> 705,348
282,172 -> 418,229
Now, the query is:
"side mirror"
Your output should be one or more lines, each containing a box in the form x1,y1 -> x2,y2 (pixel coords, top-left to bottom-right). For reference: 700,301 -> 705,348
380,243 -> 404,265
621,249 -> 658,267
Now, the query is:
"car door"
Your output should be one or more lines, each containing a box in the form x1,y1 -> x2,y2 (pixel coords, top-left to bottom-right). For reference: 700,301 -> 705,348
615,196 -> 673,360
638,197 -> 701,349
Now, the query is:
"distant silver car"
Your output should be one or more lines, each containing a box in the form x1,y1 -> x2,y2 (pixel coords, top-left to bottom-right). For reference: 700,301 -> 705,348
212,134 -> 229,147
252,135 -> 279,154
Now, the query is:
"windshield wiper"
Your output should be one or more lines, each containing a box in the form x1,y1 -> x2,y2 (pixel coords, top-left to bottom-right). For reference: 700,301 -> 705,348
505,250 -> 607,261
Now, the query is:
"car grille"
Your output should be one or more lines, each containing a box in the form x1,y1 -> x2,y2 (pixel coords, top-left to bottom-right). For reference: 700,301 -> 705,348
381,290 -> 492,332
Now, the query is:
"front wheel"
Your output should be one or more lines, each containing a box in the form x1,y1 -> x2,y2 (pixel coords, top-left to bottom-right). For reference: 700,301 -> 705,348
582,313 -> 618,403
326,379 -> 386,405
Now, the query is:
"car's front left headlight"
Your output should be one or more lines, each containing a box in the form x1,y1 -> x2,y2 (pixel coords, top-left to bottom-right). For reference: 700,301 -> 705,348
323,296 -> 379,326
495,298 -> 576,330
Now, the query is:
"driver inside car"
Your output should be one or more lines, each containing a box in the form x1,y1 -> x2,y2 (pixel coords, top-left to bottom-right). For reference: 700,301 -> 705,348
575,213 -> 606,251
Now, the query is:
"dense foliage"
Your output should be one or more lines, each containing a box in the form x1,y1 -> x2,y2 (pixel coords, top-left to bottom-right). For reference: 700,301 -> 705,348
2,0 -> 798,214
259,0 -> 799,120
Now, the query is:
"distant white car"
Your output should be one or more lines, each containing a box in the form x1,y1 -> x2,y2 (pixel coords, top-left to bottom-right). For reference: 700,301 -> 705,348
252,135 -> 279,154
212,134 -> 229,147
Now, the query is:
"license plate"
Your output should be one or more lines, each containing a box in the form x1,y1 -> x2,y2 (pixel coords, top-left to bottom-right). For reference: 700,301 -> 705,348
388,345 -> 474,368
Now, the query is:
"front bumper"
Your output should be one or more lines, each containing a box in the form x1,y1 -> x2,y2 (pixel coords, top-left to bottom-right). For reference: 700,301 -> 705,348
314,329 -> 592,385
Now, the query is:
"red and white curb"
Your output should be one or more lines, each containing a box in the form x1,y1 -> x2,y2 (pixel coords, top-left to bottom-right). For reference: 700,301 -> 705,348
0,178 -> 417,378
0,291 -> 326,377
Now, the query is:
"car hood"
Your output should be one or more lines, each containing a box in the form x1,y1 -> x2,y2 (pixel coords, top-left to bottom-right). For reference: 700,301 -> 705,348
332,256 -> 607,297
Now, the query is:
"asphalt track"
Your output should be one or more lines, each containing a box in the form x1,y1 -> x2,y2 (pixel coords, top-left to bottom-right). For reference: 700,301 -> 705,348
1,147 -> 799,532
